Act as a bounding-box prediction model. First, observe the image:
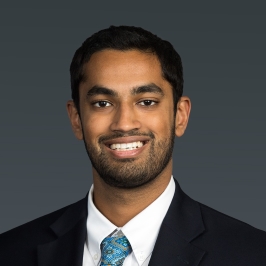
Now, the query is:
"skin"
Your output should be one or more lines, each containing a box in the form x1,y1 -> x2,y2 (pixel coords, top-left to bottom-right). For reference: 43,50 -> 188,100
67,49 -> 191,227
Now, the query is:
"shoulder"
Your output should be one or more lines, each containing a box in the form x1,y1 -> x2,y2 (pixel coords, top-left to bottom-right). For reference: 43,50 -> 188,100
0,201 -> 79,265
0,205 -> 66,248
199,202 -> 266,240
195,202 -> 266,263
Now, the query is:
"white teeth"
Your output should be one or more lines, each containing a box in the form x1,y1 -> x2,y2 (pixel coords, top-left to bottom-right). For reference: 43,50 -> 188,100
121,143 -> 127,149
127,143 -> 133,149
110,141 -> 144,151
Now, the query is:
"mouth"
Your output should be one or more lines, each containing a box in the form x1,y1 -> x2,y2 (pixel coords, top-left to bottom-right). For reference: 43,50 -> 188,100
103,136 -> 150,158
108,141 -> 148,151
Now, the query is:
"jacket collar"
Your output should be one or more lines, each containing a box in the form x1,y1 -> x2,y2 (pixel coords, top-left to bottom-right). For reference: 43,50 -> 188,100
37,196 -> 88,266
148,179 -> 206,266
37,179 -> 206,266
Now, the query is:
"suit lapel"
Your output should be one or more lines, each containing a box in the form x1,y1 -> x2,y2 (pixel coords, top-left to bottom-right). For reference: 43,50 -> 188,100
37,180 -> 205,266
149,180 -> 206,266
37,196 -> 88,266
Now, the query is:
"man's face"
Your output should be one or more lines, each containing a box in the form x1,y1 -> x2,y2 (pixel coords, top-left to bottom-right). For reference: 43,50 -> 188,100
68,49 -> 184,188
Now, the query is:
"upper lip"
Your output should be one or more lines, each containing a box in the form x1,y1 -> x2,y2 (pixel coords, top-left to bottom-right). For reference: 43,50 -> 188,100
103,136 -> 150,146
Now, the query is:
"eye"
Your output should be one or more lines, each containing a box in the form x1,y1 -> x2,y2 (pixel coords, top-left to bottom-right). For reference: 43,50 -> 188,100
138,100 -> 157,106
93,101 -> 112,108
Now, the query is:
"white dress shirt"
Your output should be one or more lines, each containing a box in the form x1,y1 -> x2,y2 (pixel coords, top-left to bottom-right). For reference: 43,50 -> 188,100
83,176 -> 175,266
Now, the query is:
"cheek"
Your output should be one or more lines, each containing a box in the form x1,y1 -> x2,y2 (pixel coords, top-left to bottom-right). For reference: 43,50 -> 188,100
143,111 -> 173,138
82,114 -> 110,142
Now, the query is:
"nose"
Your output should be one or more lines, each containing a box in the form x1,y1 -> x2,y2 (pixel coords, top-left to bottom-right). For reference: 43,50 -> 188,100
109,103 -> 141,132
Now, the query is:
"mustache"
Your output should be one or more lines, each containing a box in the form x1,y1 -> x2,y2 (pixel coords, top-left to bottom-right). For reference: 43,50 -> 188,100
98,130 -> 155,143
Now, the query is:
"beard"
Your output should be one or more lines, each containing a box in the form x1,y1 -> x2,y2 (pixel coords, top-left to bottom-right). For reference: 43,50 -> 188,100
82,125 -> 175,189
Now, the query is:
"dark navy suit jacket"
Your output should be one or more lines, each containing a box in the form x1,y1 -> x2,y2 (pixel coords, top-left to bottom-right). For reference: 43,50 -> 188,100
1,179 -> 266,265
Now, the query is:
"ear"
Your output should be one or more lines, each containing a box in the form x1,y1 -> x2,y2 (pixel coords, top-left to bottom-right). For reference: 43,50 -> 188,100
175,96 -> 191,137
66,100 -> 83,140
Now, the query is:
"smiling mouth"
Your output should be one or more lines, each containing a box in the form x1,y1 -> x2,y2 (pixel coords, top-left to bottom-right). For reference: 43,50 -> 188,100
108,141 -> 148,151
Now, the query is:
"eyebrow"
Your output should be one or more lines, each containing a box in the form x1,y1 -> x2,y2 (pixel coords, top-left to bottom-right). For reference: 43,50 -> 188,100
87,86 -> 118,97
131,83 -> 164,96
86,83 -> 164,98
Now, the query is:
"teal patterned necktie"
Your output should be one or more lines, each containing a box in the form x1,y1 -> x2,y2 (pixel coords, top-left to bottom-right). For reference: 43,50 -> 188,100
100,232 -> 132,266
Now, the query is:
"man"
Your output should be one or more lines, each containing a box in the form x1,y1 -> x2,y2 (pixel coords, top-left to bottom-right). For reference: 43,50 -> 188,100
0,26 -> 266,266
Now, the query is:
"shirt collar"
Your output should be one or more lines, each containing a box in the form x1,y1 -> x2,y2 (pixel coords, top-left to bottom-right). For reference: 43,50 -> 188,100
87,176 -> 175,265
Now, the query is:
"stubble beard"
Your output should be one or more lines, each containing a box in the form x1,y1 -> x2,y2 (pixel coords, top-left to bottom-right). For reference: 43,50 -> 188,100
82,126 -> 175,189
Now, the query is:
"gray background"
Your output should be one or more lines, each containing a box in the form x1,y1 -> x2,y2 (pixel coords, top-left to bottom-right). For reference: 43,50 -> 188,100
1,1 -> 265,234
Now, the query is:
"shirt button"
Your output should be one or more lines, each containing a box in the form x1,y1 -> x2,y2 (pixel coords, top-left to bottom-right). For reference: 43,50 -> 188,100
93,254 -> 98,260
138,252 -> 144,261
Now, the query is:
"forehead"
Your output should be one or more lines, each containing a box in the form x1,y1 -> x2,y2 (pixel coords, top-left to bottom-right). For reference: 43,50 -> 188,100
81,49 -> 171,94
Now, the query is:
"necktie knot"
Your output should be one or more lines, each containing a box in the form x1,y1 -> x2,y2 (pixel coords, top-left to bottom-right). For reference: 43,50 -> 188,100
100,234 -> 132,266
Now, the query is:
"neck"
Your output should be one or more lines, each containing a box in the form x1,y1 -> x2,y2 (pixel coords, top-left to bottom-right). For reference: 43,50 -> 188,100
92,161 -> 172,227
